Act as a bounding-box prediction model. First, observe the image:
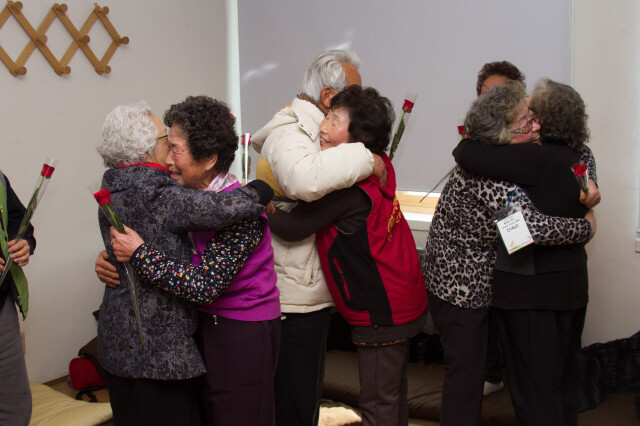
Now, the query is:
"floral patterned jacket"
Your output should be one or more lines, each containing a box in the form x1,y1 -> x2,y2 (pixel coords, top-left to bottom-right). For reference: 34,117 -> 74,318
97,165 -> 263,380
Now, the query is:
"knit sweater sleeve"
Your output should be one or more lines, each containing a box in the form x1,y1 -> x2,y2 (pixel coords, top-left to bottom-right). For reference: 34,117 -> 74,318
129,218 -> 264,304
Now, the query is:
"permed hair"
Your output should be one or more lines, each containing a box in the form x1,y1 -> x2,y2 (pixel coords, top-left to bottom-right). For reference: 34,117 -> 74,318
163,96 -> 238,173
476,60 -> 525,97
301,50 -> 360,103
98,101 -> 157,169
464,80 -> 527,145
329,85 -> 395,155
529,79 -> 589,151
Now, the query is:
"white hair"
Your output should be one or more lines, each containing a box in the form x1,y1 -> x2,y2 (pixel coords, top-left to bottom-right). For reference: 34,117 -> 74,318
98,101 -> 158,169
533,77 -> 553,91
301,50 -> 360,103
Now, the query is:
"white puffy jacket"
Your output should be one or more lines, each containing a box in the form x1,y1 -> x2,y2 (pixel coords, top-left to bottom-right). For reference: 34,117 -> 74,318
252,97 -> 374,313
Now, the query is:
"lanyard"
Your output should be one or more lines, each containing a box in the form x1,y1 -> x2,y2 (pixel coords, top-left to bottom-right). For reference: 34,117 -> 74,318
493,185 -> 522,224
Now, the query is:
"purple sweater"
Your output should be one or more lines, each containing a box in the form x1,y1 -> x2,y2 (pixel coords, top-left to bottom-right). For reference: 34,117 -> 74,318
192,182 -> 280,321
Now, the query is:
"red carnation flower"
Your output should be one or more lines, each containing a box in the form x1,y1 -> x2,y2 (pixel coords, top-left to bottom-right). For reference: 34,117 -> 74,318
93,189 -> 112,206
402,99 -> 415,113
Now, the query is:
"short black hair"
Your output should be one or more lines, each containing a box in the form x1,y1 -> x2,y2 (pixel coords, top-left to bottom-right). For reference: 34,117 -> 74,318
164,96 -> 237,173
329,86 -> 395,155
476,60 -> 525,96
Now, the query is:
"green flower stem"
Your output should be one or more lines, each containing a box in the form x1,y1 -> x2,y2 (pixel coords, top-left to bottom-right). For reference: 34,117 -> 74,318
419,165 -> 458,203
100,203 -> 145,346
0,176 -> 46,286
389,109 -> 407,160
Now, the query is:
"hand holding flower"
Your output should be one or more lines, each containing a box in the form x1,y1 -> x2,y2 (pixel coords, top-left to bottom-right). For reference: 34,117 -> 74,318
0,158 -> 56,291
7,239 -> 30,267
93,188 -> 144,345
110,225 -> 145,263
571,161 -> 589,194
0,240 -> 30,271
579,179 -> 601,209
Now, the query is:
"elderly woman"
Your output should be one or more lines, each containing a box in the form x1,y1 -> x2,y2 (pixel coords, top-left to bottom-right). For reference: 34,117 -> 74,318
96,101 -> 270,426
267,86 -> 428,426
475,59 -> 527,394
423,81 -> 596,425
110,96 -> 281,426
453,80 -> 596,425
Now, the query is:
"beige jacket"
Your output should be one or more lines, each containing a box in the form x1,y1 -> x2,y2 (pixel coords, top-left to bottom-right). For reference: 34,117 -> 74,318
252,97 -> 373,313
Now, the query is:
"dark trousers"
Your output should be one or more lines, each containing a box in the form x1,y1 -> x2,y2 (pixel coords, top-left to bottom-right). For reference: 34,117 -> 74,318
428,292 -> 488,426
485,308 -> 503,384
274,307 -> 332,426
196,313 -> 281,426
357,340 -> 411,426
0,294 -> 31,426
496,307 -> 586,426
106,375 -> 201,426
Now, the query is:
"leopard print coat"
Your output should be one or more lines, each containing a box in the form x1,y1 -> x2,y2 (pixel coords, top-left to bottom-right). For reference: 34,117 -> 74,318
423,167 -> 592,309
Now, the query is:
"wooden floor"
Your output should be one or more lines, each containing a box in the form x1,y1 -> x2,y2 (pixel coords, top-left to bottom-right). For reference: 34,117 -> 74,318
45,376 -> 110,403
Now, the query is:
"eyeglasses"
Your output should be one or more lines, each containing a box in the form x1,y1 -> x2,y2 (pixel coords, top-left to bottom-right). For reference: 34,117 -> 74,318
157,135 -> 168,141
511,110 -> 537,134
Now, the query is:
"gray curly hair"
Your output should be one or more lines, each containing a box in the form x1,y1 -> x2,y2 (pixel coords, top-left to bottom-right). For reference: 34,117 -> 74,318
464,80 -> 526,145
301,50 -> 360,103
98,101 -> 158,169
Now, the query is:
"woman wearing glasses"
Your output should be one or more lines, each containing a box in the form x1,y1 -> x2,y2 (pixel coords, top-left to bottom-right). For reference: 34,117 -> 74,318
452,80 -> 596,425
423,80 -> 596,425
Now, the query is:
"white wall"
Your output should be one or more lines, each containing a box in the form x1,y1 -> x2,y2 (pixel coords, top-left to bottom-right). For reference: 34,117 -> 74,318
237,0 -> 570,190
1,0 -> 231,382
572,0 -> 640,345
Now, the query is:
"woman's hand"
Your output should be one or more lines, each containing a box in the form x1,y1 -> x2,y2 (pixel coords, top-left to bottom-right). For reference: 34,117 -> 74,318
372,154 -> 387,187
1,239 -> 31,272
95,250 -> 120,288
265,201 -> 276,215
579,179 -> 601,208
7,239 -> 30,267
110,225 -> 145,263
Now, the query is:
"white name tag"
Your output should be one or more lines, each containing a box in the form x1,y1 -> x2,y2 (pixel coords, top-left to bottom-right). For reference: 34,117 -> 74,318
496,210 -> 534,254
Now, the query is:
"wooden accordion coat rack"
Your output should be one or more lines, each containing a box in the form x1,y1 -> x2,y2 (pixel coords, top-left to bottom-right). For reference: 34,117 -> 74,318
0,1 -> 129,76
